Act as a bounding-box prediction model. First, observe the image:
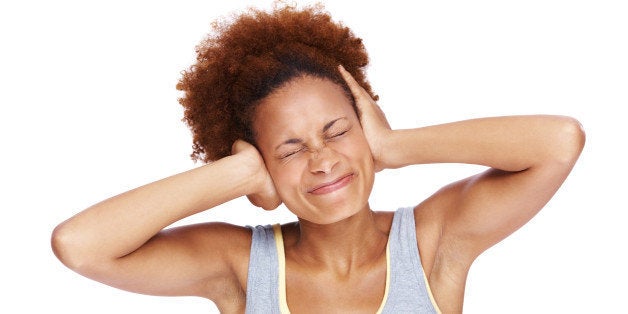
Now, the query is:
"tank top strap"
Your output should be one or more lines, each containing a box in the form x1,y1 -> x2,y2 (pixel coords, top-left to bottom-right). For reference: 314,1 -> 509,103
381,207 -> 441,313
245,224 -> 282,313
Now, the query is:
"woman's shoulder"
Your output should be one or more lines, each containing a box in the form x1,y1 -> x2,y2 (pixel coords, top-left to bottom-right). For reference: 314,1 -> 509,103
175,221 -> 253,244
171,222 -> 253,269
171,222 -> 253,300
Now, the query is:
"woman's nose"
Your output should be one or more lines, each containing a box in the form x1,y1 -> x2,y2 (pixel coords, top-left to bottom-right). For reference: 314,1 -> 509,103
307,146 -> 339,174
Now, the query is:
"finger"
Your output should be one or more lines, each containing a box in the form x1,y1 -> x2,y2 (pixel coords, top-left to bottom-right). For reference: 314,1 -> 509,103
337,65 -> 369,100
374,104 -> 391,129
231,139 -> 252,155
338,65 -> 381,122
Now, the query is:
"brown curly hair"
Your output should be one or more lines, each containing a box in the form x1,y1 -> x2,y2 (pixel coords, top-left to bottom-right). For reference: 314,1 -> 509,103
177,3 -> 378,163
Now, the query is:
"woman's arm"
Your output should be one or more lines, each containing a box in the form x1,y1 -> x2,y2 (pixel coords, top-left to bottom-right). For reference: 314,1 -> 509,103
338,65 -> 585,256
390,116 -> 584,313
339,66 -> 585,311
51,140 -> 279,299
388,115 -> 584,248
383,115 -> 584,171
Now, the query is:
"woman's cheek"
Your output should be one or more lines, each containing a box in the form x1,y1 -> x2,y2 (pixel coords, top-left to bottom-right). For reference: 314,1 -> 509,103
271,161 -> 303,193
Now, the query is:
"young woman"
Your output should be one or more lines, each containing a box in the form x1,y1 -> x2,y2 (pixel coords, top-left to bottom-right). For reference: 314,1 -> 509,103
51,4 -> 585,313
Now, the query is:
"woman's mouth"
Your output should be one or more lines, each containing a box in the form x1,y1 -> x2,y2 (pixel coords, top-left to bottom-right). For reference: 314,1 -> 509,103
308,173 -> 355,195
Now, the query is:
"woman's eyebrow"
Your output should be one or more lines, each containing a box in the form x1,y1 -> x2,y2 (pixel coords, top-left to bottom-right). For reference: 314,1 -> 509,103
275,117 -> 347,151
275,137 -> 303,151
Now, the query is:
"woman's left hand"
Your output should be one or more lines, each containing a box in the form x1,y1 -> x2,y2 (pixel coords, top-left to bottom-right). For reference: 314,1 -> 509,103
338,65 -> 392,171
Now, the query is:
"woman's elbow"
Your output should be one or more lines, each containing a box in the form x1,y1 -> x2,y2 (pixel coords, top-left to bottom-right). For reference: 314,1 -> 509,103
552,116 -> 586,165
51,220 -> 95,273
51,222 -> 76,268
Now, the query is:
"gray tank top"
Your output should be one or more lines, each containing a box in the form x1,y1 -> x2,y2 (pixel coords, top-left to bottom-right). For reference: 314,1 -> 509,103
245,207 -> 441,313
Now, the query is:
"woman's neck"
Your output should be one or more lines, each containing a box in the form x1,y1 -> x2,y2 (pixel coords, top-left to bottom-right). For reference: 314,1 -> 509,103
286,206 -> 390,273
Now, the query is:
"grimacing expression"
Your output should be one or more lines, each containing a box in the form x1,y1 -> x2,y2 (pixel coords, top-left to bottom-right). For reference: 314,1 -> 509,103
253,76 -> 375,224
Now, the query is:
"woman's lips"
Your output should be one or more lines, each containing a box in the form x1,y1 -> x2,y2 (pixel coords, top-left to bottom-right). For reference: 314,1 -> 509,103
308,173 -> 354,195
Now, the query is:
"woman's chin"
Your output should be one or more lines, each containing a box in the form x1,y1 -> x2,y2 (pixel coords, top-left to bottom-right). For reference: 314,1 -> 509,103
290,200 -> 369,226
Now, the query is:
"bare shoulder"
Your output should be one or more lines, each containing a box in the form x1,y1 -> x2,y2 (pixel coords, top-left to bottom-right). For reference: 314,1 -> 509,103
413,179 -> 474,272
168,221 -> 252,252
153,222 -> 253,304
413,183 -> 472,312
412,188 -> 451,277
172,222 -> 252,275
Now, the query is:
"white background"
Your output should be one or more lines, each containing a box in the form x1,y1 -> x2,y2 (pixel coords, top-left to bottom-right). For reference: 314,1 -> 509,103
1,0 -> 626,313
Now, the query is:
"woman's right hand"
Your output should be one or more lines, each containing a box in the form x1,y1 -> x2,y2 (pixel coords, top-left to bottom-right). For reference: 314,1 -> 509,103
231,140 -> 281,210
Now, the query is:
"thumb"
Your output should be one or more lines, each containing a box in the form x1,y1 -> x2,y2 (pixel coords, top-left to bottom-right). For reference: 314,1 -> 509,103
231,139 -> 252,155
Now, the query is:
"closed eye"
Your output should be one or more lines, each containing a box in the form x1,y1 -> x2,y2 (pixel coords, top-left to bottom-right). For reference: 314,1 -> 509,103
327,126 -> 351,139
280,147 -> 304,159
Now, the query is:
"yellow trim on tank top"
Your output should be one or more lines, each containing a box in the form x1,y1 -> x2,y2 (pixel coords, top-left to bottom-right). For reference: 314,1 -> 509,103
272,224 -> 391,313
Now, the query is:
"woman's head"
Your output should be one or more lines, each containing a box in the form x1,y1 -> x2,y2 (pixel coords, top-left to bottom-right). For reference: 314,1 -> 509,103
254,75 -> 375,224
177,3 -> 377,162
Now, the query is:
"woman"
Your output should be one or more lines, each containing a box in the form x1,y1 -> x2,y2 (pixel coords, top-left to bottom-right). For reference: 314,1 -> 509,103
51,4 -> 585,313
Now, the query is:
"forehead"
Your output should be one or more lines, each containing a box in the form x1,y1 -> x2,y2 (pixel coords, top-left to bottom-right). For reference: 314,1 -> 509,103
253,76 -> 356,138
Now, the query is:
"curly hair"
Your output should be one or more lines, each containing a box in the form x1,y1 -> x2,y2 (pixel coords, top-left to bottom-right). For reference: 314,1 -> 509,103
177,3 -> 377,163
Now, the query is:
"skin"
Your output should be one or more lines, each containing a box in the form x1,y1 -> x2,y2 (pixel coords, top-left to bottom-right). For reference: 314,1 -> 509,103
253,75 -> 386,312
51,66 -> 585,313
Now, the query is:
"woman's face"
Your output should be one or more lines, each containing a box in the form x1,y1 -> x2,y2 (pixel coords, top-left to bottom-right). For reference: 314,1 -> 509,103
253,76 -> 375,224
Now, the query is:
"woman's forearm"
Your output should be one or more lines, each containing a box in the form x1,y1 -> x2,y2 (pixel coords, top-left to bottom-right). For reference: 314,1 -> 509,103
383,115 -> 585,171
52,153 -> 258,269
